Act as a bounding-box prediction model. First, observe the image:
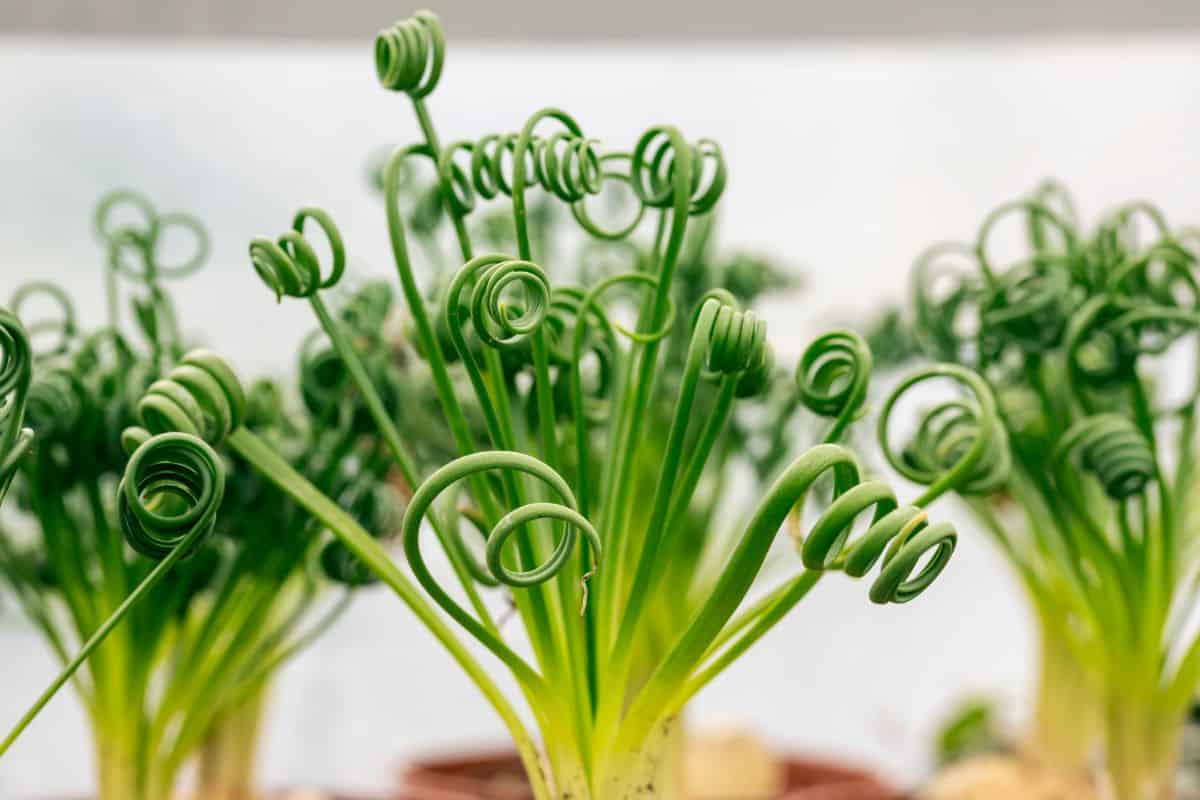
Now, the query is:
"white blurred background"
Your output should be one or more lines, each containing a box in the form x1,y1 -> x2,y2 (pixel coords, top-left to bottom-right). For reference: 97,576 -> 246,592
1,1 -> 1199,796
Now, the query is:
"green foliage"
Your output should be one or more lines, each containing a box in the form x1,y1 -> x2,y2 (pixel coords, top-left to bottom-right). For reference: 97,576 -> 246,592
0,192 -> 395,799
935,698 -> 1005,767
1,12 -> 1003,800
898,179 -> 1200,798
91,12 -> 1002,800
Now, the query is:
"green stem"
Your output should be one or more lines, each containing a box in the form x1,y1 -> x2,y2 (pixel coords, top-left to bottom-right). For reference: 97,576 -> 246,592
594,716 -> 683,800
1102,696 -> 1180,800
195,682 -> 270,800
94,726 -> 142,800
225,428 -> 554,800
0,527 -> 201,757
1026,611 -> 1097,771
307,293 -> 499,633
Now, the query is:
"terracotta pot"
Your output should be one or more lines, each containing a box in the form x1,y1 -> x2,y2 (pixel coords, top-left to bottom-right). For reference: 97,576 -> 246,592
32,792 -> 382,800
400,749 -> 902,800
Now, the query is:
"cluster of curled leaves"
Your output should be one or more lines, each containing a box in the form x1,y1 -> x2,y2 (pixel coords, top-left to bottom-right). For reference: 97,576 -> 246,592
1,194 -> 405,627
375,137 -> 808,494
904,181 -> 1200,505
123,281 -> 408,591
892,181 -> 1200,733
0,194 -> 419,777
11,14 -> 1022,797
226,10 -> 1009,700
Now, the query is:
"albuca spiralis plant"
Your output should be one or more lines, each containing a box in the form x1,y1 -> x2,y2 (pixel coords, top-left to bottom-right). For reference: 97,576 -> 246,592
900,180 -> 1200,799
68,11 -> 1007,800
0,192 -> 394,800
373,128 -> 810,682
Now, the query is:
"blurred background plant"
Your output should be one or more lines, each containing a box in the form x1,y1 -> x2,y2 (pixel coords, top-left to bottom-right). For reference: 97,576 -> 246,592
885,180 -> 1200,799
0,191 -> 401,800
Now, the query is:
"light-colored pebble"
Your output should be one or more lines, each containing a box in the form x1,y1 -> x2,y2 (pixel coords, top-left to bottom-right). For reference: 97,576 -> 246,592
684,726 -> 783,800
921,754 -> 1097,800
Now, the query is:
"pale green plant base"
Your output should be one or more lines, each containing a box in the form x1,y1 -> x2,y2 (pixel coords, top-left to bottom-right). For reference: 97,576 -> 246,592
194,683 -> 270,800
577,718 -> 681,800
1101,699 -> 1182,800
1027,617 -> 1099,773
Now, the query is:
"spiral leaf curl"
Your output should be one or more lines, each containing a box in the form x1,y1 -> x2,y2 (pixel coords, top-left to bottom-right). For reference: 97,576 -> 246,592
909,242 -> 981,366
118,432 -> 226,560
625,444 -> 962,746
95,189 -> 209,280
686,295 -> 772,400
800,482 -> 956,604
123,348 -> 247,453
1062,296 -> 1146,403
797,329 -> 871,442
702,300 -> 768,380
878,364 -> 1011,502
24,366 -> 87,443
695,296 -> 773,398
976,200 -> 1079,284
249,208 -> 346,301
375,11 -> 444,98
631,128 -> 727,216
979,258 -> 1074,357
441,129 -> 603,214
403,451 -> 600,628
1054,414 -> 1156,501
10,282 -> 77,359
320,539 -> 377,586
444,254 -> 552,352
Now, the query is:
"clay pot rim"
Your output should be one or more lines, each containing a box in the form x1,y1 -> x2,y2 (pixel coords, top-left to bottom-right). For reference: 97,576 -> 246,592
29,792 -> 385,800
401,746 -> 902,800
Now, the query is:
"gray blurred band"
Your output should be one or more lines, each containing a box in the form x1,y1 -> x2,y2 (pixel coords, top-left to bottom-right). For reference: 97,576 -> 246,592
4,0 -> 1200,40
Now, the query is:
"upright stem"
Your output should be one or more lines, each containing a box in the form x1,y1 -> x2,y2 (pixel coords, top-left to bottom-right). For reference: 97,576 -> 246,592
225,428 -> 554,800
1027,615 -> 1097,772
95,726 -> 142,800
194,683 -> 270,800
1102,696 -> 1180,800
594,717 -> 682,800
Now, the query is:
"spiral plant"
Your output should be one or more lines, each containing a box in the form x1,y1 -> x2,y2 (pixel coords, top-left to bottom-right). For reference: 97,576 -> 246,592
70,12 -> 1004,800
0,191 -> 394,800
898,180 -> 1200,799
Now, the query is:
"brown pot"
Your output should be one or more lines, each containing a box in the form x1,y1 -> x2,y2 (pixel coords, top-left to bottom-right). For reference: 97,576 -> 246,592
399,749 -> 902,800
34,792 -> 382,800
